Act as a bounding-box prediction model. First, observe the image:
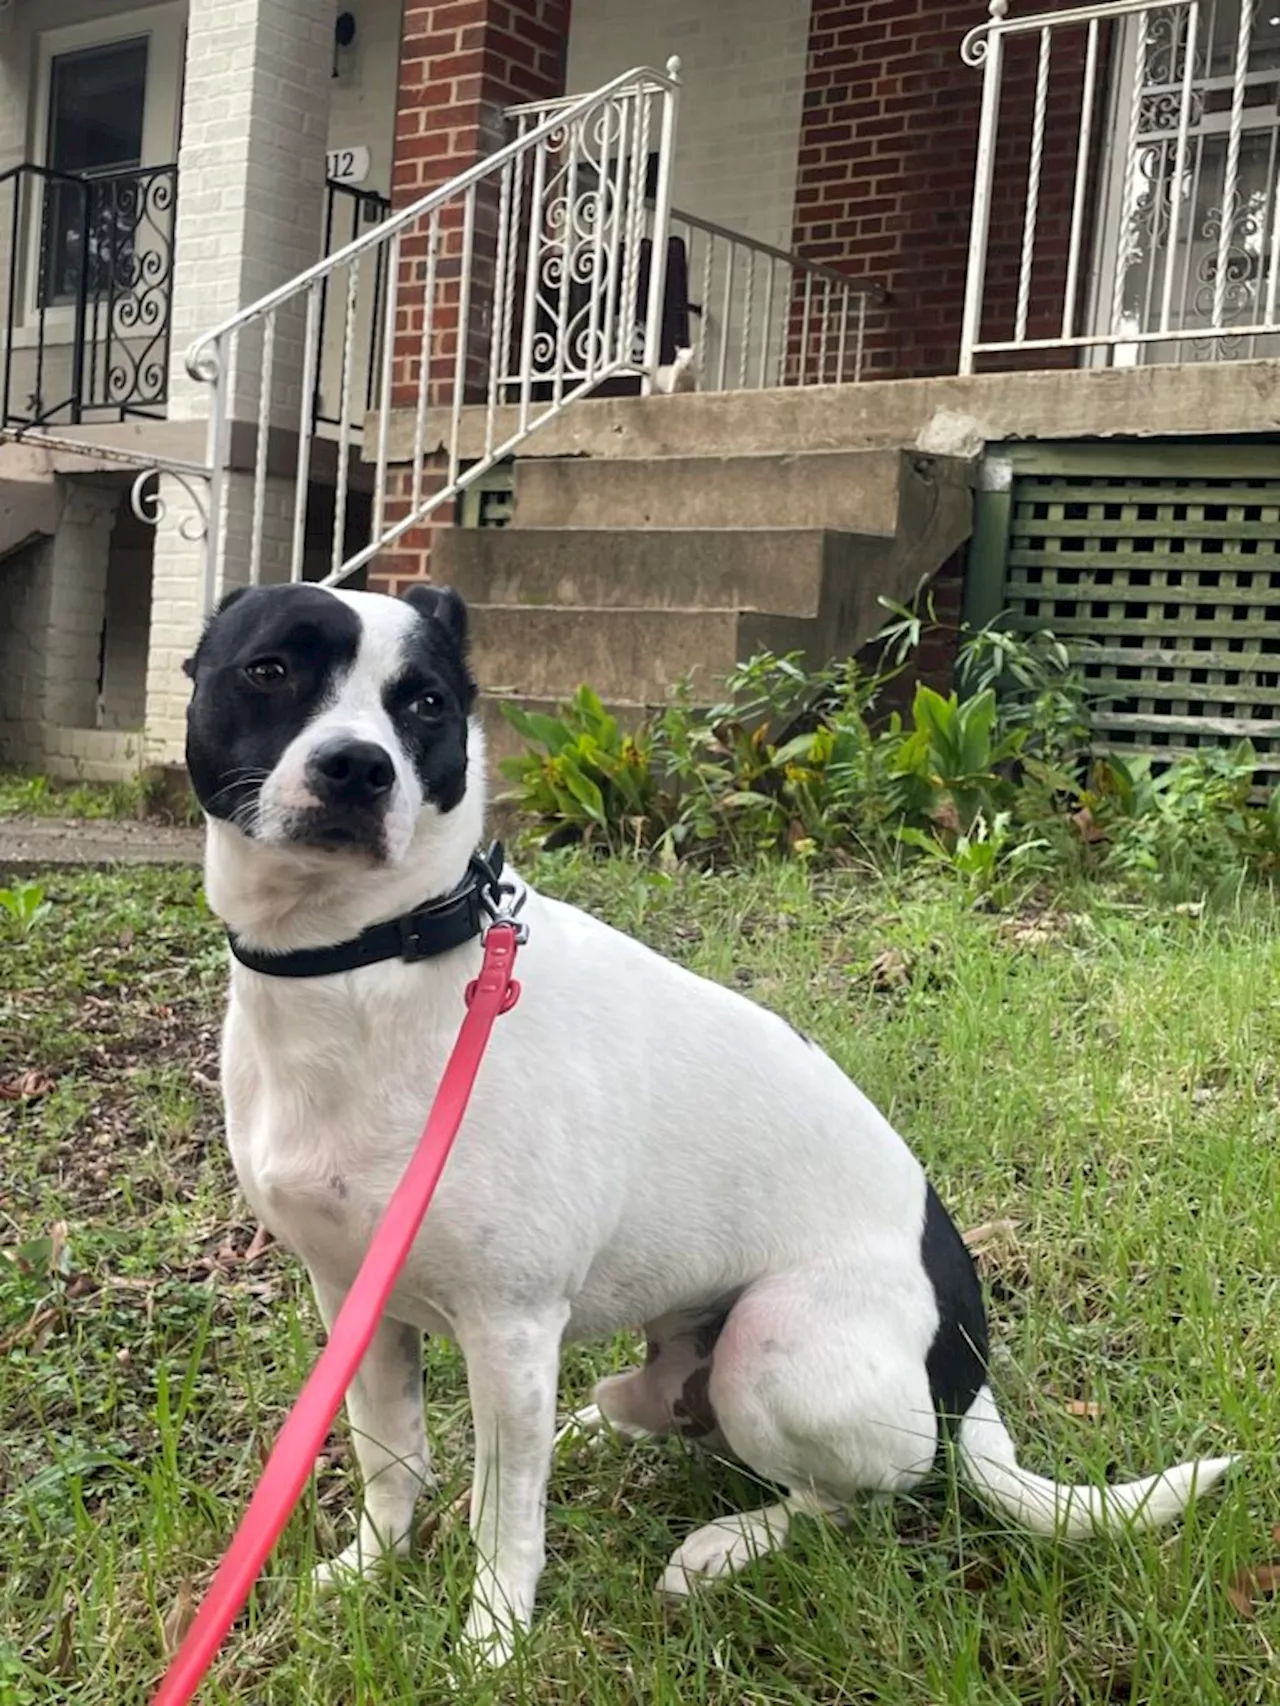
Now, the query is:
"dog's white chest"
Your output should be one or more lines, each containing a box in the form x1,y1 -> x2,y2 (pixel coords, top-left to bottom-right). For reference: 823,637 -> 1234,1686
221,987 -> 460,1299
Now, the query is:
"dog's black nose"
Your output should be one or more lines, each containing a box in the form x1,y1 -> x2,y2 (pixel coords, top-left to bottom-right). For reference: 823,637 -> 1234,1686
308,738 -> 396,806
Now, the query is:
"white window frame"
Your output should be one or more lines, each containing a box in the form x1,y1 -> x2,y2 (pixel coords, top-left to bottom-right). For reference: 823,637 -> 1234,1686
17,2 -> 186,343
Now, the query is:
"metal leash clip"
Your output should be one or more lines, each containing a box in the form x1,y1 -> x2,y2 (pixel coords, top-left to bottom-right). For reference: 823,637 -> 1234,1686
472,844 -> 530,946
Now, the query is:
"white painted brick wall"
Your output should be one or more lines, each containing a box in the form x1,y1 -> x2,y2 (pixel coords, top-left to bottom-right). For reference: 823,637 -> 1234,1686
167,0 -> 335,425
567,0 -> 811,254
0,477 -> 120,767
148,0 -> 335,765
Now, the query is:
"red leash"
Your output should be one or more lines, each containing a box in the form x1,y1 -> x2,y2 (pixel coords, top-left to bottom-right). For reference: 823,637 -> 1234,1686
152,922 -> 523,1706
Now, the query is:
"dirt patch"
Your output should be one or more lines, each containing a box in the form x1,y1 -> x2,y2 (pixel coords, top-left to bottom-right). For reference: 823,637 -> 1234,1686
0,815 -> 203,876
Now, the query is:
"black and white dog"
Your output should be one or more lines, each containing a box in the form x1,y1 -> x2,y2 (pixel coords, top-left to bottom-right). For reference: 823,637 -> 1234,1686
185,581 -> 1233,1663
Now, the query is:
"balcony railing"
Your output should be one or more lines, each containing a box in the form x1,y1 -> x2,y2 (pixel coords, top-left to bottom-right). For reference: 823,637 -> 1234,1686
1,161 -> 178,428
313,180 -> 393,433
960,0 -> 1280,372
0,167 -> 393,435
664,203 -> 882,389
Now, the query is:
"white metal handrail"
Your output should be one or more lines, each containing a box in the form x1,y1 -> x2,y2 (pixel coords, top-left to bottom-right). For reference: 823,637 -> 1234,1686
663,203 -> 883,389
185,60 -> 681,608
959,0 -> 1280,374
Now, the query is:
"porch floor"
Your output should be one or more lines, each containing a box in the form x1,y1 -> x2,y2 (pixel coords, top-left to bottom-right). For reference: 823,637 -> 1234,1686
378,358 -> 1280,467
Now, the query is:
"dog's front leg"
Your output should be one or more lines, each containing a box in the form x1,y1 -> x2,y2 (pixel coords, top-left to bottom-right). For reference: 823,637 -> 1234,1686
457,1305 -> 567,1665
309,1273 -> 435,1587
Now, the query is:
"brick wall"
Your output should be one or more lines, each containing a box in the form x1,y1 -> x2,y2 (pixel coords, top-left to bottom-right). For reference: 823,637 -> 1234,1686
791,0 -> 1109,379
376,0 -> 572,591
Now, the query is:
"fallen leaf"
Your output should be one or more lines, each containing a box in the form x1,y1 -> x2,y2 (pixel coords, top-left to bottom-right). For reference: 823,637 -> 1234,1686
50,1590 -> 76,1677
49,1220 -> 70,1277
161,1582 -> 196,1656
960,1559 -> 1000,1592
868,948 -> 911,991
416,1487 -> 471,1551
0,1304 -> 58,1357
1065,1399 -> 1102,1419
242,1224 -> 272,1264
1227,1563 -> 1280,1619
1070,806 -> 1106,845
0,1070 -> 55,1101
962,1218 -> 1020,1253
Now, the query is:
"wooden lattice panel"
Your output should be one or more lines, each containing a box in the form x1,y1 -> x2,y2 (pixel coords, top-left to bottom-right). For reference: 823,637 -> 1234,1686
1004,472 -> 1280,775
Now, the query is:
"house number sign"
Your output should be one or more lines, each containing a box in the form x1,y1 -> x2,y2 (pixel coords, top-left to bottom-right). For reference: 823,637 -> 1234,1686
326,146 -> 371,186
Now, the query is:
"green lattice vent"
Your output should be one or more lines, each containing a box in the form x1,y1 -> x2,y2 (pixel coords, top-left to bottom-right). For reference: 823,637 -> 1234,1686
1004,472 -> 1280,776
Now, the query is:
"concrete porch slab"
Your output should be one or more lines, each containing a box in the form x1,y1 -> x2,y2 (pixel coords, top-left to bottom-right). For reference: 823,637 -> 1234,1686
374,358 -> 1280,465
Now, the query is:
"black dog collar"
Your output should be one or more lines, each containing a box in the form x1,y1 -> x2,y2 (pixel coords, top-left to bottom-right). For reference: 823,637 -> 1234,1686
227,844 -> 512,979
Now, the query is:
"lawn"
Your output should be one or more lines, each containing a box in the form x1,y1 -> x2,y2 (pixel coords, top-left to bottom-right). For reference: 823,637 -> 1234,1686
2,855 -> 1279,1704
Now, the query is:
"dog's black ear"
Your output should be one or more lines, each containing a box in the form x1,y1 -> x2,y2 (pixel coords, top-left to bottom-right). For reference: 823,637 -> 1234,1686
184,585 -> 251,679
403,584 -> 468,652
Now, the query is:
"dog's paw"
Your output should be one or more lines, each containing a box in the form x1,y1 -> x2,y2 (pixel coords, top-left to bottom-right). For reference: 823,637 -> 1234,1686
311,1544 -> 371,1593
658,1509 -> 789,1599
312,1534 -> 399,1593
458,1599 -> 524,1668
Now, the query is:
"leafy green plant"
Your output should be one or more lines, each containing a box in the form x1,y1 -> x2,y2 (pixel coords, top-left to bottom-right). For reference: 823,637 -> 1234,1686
899,810 -> 1051,905
0,881 -> 52,937
500,687 -> 660,850
498,616 -> 1280,902
887,684 -> 1026,835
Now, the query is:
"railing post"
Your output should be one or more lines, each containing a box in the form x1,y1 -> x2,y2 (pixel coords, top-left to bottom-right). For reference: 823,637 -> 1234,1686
202,336 -> 229,611
640,59 -> 681,396
69,175 -> 91,424
958,0 -> 1008,376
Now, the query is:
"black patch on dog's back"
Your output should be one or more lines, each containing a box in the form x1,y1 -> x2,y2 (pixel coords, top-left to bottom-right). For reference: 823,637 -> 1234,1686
921,1182 -> 988,1437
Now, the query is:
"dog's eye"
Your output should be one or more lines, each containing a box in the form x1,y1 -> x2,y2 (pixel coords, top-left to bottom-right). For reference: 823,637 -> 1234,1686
244,657 -> 288,689
408,692 -> 444,720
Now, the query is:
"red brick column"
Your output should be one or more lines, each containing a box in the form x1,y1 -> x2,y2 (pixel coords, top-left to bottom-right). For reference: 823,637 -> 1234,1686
375,0 -> 572,593
790,0 -> 1107,381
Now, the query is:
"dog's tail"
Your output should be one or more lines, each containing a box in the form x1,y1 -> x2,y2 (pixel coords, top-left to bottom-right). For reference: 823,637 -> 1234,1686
957,1383 -> 1235,1538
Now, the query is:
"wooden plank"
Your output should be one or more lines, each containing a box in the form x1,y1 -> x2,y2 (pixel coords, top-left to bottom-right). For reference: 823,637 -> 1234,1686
1093,710 -> 1280,739
1078,672 -> 1280,709
1006,569 -> 1280,608
1004,611 -> 1280,640
1008,442 -> 1280,480
1012,482 -> 1280,509
962,486 -> 1012,634
1084,642 -> 1280,671
1008,548 -> 1280,573
1009,516 -> 1280,540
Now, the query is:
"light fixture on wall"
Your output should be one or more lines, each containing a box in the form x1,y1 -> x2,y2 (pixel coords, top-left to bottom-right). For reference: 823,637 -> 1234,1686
333,12 -> 356,78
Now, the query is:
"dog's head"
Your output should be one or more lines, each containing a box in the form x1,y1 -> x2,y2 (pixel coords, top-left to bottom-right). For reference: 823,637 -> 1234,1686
184,583 -> 477,867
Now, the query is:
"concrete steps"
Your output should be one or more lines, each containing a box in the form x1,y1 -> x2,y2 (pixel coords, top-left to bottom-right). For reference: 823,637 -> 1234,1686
430,444 -> 975,780
470,603 -> 816,703
512,448 -> 906,533
440,526 -> 856,615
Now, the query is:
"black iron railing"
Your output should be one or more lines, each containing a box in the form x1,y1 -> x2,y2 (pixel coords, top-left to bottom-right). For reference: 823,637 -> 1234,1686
1,161 -> 179,428
313,179 -> 393,434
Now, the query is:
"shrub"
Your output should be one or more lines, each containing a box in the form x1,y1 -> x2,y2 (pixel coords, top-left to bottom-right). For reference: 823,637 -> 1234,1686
498,611 -> 1280,899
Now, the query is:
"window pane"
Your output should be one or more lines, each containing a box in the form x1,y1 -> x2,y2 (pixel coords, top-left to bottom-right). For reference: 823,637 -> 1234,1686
41,38 -> 149,308
47,39 -> 148,175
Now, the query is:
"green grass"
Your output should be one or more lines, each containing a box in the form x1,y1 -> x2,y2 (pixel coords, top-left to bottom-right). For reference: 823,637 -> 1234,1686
0,771 -> 201,826
2,856 -> 1279,1703
0,771 -> 148,822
